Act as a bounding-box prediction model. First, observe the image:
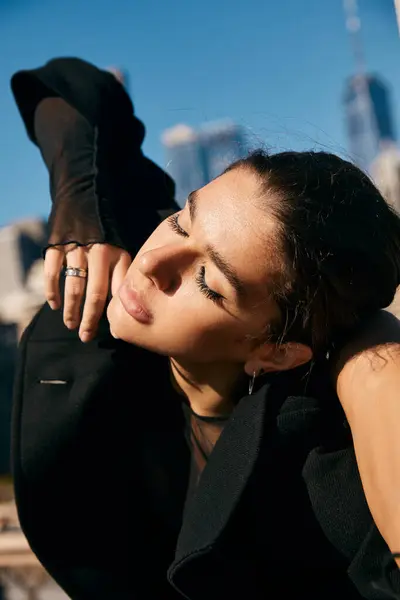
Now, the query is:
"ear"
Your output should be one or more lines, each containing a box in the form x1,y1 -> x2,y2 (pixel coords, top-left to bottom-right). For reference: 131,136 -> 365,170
244,342 -> 313,376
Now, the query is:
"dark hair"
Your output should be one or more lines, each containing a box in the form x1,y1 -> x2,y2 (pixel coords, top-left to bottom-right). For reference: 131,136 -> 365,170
227,150 -> 400,356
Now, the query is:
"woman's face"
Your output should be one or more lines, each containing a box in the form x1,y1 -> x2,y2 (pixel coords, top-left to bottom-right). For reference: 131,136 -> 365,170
107,168 -> 282,366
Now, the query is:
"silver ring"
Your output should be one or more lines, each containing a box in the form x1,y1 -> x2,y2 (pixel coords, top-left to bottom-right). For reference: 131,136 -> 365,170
64,267 -> 88,279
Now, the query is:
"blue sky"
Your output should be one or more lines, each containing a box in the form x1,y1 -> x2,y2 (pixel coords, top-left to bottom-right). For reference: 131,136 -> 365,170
0,0 -> 399,225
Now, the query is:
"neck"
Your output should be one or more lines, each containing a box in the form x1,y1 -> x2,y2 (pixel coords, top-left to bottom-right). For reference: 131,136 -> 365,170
170,358 -> 247,418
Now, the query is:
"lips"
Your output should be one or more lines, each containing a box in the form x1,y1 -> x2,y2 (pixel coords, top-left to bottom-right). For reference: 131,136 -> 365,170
118,281 -> 153,325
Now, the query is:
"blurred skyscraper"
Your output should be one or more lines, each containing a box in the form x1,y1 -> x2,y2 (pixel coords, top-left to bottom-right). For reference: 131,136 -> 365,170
0,218 -> 47,476
371,141 -> 400,213
343,0 -> 397,171
162,125 -> 206,207
343,75 -> 396,170
198,121 -> 246,181
162,121 -> 247,206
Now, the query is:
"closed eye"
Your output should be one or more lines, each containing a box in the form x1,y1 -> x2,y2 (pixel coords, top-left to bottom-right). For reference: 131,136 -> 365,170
167,213 -> 225,305
195,266 -> 224,305
167,213 -> 189,238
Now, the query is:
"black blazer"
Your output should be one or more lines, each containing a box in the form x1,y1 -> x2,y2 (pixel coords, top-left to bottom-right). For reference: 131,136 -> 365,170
13,302 -> 400,599
11,57 -> 400,599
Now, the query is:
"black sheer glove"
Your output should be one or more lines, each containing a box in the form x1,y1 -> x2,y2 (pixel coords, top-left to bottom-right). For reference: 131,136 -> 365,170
11,57 -> 178,256
36,97 -> 134,340
11,57 -> 178,340
35,97 -> 109,249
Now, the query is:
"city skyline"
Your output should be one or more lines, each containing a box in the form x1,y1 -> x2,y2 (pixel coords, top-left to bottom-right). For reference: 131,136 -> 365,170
0,0 -> 399,225
162,120 -> 248,206
343,73 -> 396,171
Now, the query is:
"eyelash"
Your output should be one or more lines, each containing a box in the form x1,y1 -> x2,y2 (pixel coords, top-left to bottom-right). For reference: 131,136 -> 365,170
168,213 -> 189,238
167,214 -> 224,305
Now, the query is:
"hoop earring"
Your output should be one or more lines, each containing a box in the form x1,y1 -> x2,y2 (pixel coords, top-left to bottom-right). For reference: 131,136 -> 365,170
248,371 -> 256,396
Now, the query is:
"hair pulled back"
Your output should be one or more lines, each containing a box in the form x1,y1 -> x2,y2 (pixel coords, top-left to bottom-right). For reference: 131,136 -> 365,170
227,150 -> 400,355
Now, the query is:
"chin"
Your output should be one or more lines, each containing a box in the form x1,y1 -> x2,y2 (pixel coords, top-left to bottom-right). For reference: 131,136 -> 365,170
107,296 -> 134,342
107,296 -> 191,359
107,297 -> 176,359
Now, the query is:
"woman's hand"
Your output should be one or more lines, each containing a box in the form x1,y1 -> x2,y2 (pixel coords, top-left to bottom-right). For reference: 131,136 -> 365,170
44,243 -> 131,342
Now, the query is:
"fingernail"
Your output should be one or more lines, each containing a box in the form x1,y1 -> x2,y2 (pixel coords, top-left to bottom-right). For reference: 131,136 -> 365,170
48,301 -> 58,310
65,320 -> 76,330
80,331 -> 91,343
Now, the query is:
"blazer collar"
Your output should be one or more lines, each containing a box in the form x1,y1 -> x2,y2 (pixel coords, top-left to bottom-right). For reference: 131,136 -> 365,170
167,370 -> 325,598
168,383 -> 269,597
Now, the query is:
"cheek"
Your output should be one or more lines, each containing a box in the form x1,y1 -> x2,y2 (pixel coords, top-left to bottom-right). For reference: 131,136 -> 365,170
179,307 -> 254,358
164,281 -> 262,352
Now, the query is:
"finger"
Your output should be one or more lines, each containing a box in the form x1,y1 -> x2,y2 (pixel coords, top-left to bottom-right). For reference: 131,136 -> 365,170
44,248 -> 64,309
63,247 -> 88,330
111,251 -> 131,297
79,246 -> 110,342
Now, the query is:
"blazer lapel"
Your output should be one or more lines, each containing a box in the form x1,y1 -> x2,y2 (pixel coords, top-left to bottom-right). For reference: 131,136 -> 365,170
167,367 -> 325,600
168,385 -> 269,598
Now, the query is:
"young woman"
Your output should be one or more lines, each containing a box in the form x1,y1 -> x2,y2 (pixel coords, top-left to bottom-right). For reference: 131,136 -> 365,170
11,58 -> 400,599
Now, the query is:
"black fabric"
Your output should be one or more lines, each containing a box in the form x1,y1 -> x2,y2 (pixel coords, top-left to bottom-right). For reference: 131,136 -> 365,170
13,306 -> 400,599
181,403 -> 229,514
13,305 -> 188,600
35,98 -> 107,248
11,57 -> 178,257
11,57 -> 400,599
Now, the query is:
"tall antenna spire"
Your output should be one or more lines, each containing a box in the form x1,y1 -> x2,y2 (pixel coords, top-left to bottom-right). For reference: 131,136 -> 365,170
343,0 -> 378,170
343,0 -> 366,76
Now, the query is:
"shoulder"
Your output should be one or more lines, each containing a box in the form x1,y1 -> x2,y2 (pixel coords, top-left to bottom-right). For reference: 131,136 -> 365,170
285,366 -> 396,592
261,368 -> 395,592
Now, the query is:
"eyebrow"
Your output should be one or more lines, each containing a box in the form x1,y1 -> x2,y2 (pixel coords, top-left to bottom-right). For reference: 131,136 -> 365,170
187,190 -> 246,298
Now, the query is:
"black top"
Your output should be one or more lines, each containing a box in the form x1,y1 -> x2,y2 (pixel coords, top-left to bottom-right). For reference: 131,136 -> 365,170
11,57 -> 400,600
181,402 -> 229,511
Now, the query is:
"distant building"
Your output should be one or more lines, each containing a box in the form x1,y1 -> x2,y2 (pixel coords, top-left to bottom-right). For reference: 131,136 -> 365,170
162,125 -> 206,207
343,74 -> 396,171
0,218 -> 47,476
395,0 -> 400,34
162,121 -> 248,206
371,141 -> 400,213
370,140 -> 400,322
0,324 -> 17,475
0,219 -> 46,303
198,121 -> 247,181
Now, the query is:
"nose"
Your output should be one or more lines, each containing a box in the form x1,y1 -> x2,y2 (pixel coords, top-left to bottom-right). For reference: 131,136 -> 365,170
136,243 -> 195,292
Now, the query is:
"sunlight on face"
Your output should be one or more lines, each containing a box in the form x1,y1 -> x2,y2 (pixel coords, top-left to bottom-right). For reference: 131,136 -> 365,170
107,168 -> 281,365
